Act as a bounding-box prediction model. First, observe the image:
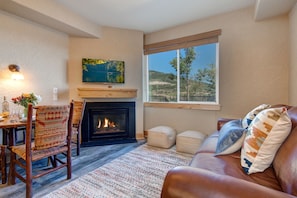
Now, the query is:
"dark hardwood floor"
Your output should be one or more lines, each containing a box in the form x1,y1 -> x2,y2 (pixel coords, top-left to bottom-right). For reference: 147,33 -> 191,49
0,140 -> 145,198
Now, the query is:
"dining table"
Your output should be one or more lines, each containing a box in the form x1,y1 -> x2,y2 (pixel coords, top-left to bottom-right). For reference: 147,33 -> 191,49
0,117 -> 29,147
0,116 -> 35,185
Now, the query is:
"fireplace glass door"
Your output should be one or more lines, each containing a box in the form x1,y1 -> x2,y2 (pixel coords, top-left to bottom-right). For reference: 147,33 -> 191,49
91,109 -> 127,137
82,102 -> 136,146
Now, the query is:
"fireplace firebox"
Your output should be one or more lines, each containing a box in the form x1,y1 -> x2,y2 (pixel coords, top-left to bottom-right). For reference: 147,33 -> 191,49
81,102 -> 136,146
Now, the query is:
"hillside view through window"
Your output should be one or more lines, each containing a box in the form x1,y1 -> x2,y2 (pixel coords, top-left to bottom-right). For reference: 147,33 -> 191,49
146,43 -> 219,103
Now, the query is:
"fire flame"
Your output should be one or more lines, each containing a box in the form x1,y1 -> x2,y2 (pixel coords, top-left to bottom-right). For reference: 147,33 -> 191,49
104,118 -> 109,127
98,118 -> 116,128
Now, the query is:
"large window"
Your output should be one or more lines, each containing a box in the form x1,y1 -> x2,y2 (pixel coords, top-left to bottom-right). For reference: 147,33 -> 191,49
144,30 -> 221,105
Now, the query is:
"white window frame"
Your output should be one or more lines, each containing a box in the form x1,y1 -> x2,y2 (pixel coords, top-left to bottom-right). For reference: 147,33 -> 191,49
143,44 -> 220,110
143,30 -> 221,110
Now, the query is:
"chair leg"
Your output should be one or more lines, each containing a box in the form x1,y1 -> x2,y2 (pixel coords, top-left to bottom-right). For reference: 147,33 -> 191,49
1,146 -> 6,184
26,155 -> 33,198
26,182 -> 32,198
26,164 -> 33,198
67,149 -> 72,180
76,132 -> 80,156
48,156 -> 57,167
9,151 -> 16,185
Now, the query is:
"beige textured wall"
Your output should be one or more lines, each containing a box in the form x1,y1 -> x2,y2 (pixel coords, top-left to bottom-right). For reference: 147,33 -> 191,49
144,7 -> 289,134
67,27 -> 144,138
289,3 -> 297,105
0,11 -> 69,109
0,5 -> 292,138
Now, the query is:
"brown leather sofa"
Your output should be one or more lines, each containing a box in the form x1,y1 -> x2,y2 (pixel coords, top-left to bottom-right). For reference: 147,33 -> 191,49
161,105 -> 297,198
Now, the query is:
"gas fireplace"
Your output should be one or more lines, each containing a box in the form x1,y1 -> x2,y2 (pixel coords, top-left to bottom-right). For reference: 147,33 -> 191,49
81,102 -> 136,146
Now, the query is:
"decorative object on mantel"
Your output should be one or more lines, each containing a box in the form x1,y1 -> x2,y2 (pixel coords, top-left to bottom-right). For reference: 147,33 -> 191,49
11,93 -> 42,117
77,88 -> 137,98
82,58 -> 125,83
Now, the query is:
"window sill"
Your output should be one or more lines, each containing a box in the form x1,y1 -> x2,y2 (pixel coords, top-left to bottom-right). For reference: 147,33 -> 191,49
144,102 -> 221,110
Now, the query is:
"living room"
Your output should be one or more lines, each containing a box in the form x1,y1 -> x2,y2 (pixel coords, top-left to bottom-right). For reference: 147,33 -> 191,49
0,0 -> 297,197
0,0 -> 296,138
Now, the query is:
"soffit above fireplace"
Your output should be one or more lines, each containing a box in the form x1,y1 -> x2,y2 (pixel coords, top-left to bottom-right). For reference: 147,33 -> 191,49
77,88 -> 137,98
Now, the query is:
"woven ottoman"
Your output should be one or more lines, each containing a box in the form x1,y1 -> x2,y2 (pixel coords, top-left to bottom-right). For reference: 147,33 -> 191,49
147,126 -> 176,148
176,130 -> 206,154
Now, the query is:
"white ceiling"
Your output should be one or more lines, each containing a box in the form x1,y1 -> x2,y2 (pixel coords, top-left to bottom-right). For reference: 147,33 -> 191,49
54,0 -> 296,34
255,0 -> 297,20
1,0 -> 296,37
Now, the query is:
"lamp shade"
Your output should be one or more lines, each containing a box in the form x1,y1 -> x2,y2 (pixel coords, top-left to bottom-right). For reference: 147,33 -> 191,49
11,72 -> 24,80
8,64 -> 24,80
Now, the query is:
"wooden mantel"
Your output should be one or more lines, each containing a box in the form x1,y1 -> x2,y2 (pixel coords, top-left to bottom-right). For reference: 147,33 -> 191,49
77,87 -> 137,98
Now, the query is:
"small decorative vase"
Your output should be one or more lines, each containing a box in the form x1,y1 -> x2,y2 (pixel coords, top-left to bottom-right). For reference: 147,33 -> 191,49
23,107 -> 28,118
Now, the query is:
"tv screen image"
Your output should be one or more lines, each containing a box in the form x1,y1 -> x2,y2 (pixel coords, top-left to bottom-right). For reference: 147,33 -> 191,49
82,58 -> 125,83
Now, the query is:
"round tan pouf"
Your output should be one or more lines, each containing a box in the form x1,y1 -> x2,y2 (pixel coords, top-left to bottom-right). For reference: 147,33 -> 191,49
176,130 -> 206,154
147,126 -> 176,148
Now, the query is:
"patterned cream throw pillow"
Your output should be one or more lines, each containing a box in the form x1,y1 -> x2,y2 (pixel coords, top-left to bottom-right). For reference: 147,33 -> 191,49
241,104 -> 271,129
241,107 -> 292,174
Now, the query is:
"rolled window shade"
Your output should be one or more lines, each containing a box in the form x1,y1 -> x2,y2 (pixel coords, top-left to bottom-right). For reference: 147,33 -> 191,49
144,29 -> 221,55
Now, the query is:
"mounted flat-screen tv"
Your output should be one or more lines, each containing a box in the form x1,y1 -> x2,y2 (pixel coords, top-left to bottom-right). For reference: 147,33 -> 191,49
82,58 -> 125,83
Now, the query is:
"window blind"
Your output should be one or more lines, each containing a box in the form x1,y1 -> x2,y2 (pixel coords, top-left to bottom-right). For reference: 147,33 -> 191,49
144,29 -> 222,55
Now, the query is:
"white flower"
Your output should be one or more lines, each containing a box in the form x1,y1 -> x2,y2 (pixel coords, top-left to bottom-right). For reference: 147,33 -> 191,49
35,94 -> 42,103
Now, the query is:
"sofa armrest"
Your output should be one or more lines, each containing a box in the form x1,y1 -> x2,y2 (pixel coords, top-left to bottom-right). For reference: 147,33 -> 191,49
161,166 -> 294,198
217,118 -> 237,130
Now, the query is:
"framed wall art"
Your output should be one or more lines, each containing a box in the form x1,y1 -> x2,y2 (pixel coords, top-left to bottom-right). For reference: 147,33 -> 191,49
82,58 -> 125,83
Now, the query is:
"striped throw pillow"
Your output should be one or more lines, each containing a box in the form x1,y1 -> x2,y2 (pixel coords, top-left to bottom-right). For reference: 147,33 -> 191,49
241,107 -> 291,174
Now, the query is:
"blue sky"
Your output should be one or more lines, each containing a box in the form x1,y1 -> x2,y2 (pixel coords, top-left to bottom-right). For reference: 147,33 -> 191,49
148,43 -> 216,75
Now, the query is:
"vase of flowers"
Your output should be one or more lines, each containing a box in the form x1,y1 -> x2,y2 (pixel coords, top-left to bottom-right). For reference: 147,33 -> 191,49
11,93 -> 42,117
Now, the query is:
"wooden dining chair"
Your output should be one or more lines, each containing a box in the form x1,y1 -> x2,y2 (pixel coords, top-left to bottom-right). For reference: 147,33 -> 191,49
9,102 -> 73,198
71,100 -> 85,156
0,145 -> 6,184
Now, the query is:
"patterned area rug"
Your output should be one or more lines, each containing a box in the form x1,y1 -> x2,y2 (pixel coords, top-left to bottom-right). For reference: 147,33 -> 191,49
44,144 -> 193,198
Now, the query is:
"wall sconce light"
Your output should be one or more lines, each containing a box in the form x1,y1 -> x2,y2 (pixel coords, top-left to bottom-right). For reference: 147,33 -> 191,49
8,64 -> 24,80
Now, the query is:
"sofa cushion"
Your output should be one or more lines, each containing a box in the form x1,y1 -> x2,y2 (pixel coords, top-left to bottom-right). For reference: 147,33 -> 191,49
195,132 -> 280,191
242,104 -> 271,129
273,106 -> 297,195
215,119 -> 246,155
197,132 -> 219,153
241,107 -> 292,174
190,151 -> 282,191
